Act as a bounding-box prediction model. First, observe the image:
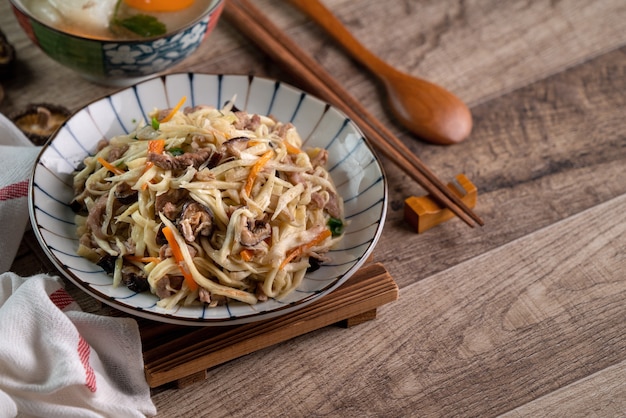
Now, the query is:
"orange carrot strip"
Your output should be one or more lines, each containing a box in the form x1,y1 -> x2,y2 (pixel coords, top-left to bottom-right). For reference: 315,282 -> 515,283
124,0 -> 193,12
284,141 -> 301,154
240,249 -> 254,262
124,255 -> 161,264
162,226 -> 198,291
160,96 -> 187,123
279,229 -> 332,270
148,138 -> 166,154
97,157 -> 125,175
144,138 -> 166,171
142,138 -> 166,190
244,150 -> 274,196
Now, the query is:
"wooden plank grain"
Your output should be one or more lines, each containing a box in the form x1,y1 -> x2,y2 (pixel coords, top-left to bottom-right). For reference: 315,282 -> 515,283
500,359 -> 626,417
275,0 -> 626,107
374,46 -> 626,289
151,193 -> 626,417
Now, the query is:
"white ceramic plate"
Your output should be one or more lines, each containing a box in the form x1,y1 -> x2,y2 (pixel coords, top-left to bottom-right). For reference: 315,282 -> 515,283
29,73 -> 387,325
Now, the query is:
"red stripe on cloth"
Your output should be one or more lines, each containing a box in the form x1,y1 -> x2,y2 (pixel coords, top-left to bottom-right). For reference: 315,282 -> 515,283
78,336 -> 97,392
0,180 -> 29,201
49,288 -> 75,310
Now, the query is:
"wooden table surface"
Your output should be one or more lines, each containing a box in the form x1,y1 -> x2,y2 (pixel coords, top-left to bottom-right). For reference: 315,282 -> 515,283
2,0 -> 625,416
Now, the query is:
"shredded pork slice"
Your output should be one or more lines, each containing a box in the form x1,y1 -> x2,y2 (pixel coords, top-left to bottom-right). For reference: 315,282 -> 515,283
324,191 -> 342,219
96,139 -> 108,152
194,169 -> 215,182
255,283 -> 268,302
114,181 -> 138,204
234,112 -> 262,131
310,190 -> 342,219
183,105 -> 211,114
159,243 -> 198,259
198,287 -> 212,304
179,202 -> 213,242
198,288 -> 227,307
86,194 -> 108,239
273,122 -> 294,139
281,155 -> 306,185
310,148 -> 329,168
148,148 -> 217,171
155,189 -> 189,220
107,144 -> 129,162
155,275 -> 184,299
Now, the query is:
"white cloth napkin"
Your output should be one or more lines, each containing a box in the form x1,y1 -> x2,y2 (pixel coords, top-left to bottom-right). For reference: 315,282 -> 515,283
0,273 -> 156,418
0,112 -> 37,274
0,145 -> 40,274
0,123 -> 156,417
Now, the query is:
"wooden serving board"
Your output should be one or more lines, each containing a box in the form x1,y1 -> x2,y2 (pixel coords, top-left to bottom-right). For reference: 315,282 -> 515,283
14,230 -> 397,389
137,262 -> 397,388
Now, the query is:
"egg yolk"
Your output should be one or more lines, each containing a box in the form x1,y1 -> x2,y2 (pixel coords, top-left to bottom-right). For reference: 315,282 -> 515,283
123,0 -> 195,12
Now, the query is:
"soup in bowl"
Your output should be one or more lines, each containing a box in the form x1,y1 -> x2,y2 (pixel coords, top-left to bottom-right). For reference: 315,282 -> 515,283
9,0 -> 224,85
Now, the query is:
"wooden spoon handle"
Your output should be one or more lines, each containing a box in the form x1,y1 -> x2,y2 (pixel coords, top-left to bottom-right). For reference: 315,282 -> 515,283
287,0 -> 391,75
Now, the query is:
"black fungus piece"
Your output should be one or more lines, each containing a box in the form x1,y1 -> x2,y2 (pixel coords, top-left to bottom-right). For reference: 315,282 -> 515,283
156,224 -> 168,246
205,149 -> 223,168
69,198 -> 88,216
306,257 -> 322,273
97,255 -> 117,274
126,276 -> 150,293
121,265 -> 150,293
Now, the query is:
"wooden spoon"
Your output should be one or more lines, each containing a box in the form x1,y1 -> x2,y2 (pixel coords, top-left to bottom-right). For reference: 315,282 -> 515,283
287,0 -> 472,145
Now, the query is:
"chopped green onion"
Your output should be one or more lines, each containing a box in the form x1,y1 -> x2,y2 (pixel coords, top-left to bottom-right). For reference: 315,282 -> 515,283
327,217 -> 344,237
151,117 -> 160,130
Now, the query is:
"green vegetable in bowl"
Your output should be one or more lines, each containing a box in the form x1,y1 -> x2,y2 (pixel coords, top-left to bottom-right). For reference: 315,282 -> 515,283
111,0 -> 167,37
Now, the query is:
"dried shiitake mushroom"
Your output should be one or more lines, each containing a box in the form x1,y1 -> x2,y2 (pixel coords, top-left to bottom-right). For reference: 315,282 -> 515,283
11,103 -> 71,145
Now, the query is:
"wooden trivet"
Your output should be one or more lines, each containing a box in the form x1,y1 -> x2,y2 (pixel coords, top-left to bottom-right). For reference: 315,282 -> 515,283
138,262 -> 398,388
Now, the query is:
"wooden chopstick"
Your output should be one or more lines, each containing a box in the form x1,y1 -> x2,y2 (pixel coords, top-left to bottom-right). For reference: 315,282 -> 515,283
223,0 -> 484,227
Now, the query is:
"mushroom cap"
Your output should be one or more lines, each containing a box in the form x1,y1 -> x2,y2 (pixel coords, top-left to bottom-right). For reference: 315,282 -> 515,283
10,103 -> 71,145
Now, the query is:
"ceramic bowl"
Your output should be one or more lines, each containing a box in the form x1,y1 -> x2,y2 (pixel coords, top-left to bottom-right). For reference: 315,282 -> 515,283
9,0 -> 224,86
29,73 -> 388,325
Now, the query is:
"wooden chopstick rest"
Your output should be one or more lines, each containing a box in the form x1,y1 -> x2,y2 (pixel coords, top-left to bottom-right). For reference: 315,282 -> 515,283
404,174 -> 477,233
